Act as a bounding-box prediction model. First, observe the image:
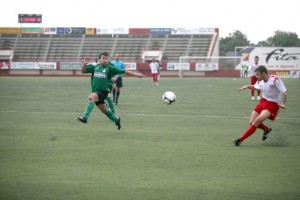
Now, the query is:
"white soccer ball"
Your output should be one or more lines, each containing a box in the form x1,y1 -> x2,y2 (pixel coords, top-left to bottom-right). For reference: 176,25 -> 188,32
162,91 -> 176,105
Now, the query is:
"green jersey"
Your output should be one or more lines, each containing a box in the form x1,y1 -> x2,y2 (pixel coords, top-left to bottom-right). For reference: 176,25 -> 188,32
86,62 -> 126,93
108,78 -> 113,87
90,62 -> 97,86
242,64 -> 248,72
89,63 -> 113,89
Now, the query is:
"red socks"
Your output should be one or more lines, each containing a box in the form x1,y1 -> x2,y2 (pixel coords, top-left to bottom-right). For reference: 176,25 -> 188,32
258,123 -> 269,132
240,125 -> 257,142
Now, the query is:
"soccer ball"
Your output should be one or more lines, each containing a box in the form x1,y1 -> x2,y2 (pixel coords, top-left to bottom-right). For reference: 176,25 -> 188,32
162,91 -> 176,105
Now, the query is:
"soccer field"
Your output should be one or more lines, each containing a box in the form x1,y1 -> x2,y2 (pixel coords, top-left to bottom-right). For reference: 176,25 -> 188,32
0,77 -> 300,200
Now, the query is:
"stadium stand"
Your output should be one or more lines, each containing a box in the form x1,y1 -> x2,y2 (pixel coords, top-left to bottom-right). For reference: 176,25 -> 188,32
16,34 -> 49,60
0,31 -> 215,62
0,34 -> 17,53
81,34 -> 115,60
1,28 -> 237,77
48,35 -> 82,61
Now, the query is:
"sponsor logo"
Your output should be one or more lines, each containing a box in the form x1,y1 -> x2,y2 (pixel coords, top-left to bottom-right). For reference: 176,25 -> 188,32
94,72 -> 107,78
265,48 -> 300,63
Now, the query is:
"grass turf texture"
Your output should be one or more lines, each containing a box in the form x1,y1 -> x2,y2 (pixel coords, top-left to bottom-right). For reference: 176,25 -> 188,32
0,77 -> 300,200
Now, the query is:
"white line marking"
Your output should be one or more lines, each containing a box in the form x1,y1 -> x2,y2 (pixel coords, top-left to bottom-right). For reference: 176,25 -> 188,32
0,110 -> 299,120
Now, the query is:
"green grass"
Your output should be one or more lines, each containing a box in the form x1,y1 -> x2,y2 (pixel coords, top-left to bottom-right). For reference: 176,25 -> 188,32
0,76 -> 300,200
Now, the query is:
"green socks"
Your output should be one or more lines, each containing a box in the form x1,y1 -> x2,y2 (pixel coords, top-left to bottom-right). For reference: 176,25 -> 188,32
83,99 -> 116,123
83,101 -> 95,119
105,109 -> 119,122
106,96 -> 115,114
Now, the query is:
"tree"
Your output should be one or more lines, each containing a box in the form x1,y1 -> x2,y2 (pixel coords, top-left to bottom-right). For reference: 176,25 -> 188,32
219,30 -> 250,56
266,30 -> 300,47
256,40 -> 271,47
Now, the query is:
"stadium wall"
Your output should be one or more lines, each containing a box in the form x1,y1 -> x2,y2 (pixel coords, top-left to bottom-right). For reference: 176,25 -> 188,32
0,60 -> 297,78
0,61 -> 241,77
2,68 -> 294,78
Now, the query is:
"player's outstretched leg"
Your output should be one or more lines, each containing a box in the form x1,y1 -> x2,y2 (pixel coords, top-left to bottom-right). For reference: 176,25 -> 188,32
233,125 -> 257,146
77,116 -> 87,124
77,101 -> 94,124
115,117 -> 121,130
105,96 -> 115,114
105,110 -> 121,130
232,138 -> 241,146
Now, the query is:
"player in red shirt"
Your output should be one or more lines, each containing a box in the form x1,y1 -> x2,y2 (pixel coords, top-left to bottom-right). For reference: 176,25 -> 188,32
233,65 -> 288,146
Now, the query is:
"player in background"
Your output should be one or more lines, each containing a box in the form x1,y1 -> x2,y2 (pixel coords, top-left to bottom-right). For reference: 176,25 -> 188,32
111,54 -> 126,105
248,56 -> 261,100
241,63 -> 248,78
233,65 -> 288,146
77,58 -> 116,123
81,52 -> 145,130
149,58 -> 160,86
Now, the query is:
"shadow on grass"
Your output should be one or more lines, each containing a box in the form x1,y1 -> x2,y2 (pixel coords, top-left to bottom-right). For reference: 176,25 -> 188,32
262,136 -> 289,147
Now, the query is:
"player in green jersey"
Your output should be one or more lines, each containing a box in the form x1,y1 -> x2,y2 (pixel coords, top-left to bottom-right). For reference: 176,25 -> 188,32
80,52 -> 145,130
77,59 -> 116,124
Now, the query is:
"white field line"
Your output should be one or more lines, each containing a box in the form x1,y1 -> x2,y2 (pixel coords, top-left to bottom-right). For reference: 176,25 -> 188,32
0,110 -> 299,120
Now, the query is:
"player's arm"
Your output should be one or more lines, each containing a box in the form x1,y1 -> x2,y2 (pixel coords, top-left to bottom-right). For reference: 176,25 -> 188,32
275,79 -> 288,109
125,70 -> 145,78
111,75 -> 118,82
81,57 -> 90,73
238,85 -> 255,91
110,65 -> 145,78
279,90 -> 288,109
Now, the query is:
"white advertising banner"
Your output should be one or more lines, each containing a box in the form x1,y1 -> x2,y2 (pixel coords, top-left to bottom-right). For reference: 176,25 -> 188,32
60,62 -> 82,70
249,48 -> 300,70
167,63 -> 190,70
195,63 -> 218,71
34,62 -> 57,70
171,28 -> 215,35
124,63 -> 136,70
44,27 -> 57,35
96,28 -> 128,34
11,62 -> 34,69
